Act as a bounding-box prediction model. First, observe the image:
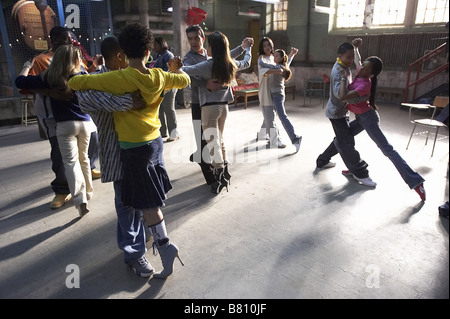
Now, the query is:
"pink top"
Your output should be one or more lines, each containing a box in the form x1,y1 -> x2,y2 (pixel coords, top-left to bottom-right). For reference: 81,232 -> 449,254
347,76 -> 372,114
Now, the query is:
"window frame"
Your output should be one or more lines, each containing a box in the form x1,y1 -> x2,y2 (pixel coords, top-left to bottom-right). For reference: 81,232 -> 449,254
331,0 -> 448,32
273,0 -> 289,31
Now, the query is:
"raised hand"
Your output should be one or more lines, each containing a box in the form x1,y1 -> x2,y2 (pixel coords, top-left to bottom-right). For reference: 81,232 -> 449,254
241,37 -> 254,49
352,38 -> 363,48
289,47 -> 299,57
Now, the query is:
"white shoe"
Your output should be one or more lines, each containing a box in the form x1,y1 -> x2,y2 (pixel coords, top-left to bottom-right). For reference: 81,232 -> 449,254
353,175 -> 377,187
319,162 -> 336,169
277,140 -> 286,149
293,136 -> 302,153
167,130 -> 180,142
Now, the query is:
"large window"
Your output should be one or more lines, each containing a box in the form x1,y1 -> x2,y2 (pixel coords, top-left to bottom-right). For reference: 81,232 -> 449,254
415,0 -> 449,24
335,0 -> 366,28
273,0 -> 288,31
372,0 -> 407,25
334,0 -> 449,29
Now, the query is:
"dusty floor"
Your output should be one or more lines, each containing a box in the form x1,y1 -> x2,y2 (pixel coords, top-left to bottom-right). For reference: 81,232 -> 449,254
0,96 -> 448,299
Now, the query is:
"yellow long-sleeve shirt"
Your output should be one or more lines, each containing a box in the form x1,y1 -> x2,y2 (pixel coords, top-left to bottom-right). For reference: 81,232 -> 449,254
68,67 -> 190,143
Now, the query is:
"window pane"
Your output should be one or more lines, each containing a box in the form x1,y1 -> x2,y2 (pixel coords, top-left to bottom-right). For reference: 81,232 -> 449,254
335,0 -> 366,28
415,0 -> 449,23
273,0 -> 288,31
372,0 -> 407,25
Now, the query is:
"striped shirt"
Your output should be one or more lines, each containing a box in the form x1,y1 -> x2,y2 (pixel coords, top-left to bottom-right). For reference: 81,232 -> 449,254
75,66 -> 134,183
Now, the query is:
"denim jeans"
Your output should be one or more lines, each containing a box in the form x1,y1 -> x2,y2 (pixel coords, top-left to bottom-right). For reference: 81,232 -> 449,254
113,180 -> 146,263
356,109 -> 424,189
272,93 -> 300,143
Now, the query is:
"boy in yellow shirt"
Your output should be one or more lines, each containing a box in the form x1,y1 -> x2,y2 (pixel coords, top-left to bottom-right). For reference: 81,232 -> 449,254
69,23 -> 190,279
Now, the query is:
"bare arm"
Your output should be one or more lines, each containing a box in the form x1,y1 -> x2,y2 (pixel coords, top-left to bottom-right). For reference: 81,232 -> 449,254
352,38 -> 362,68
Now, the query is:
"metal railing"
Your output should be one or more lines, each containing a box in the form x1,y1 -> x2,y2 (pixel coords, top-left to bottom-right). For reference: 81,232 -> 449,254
403,43 -> 449,102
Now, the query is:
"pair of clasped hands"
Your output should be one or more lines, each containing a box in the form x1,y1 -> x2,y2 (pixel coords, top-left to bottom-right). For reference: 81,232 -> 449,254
166,37 -> 255,91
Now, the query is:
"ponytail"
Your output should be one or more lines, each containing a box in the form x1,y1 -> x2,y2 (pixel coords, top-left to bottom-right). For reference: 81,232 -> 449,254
366,56 -> 383,110
275,49 -> 292,81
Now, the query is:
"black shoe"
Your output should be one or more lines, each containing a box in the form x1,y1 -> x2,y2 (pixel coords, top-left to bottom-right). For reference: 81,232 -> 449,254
200,162 -> 216,185
211,168 -> 229,194
224,162 -> 231,186
190,153 -> 216,185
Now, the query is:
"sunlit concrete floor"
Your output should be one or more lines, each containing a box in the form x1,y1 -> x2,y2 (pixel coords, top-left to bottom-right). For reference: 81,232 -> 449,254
0,95 -> 448,299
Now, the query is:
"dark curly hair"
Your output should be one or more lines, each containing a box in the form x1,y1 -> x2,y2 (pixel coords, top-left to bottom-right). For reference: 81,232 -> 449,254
118,23 -> 153,59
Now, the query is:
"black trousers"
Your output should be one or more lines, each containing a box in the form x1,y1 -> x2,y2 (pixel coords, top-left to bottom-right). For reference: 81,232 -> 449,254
317,117 -> 369,178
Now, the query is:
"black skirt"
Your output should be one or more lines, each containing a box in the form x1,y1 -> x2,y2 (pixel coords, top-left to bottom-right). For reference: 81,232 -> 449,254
120,136 -> 172,209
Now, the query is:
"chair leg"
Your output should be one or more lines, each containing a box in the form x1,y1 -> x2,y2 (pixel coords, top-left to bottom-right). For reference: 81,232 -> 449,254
425,129 -> 430,145
303,86 -> 306,107
406,124 -> 417,150
431,127 -> 440,157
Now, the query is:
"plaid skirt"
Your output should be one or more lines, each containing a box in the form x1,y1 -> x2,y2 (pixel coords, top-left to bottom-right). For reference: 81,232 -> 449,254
120,136 -> 172,209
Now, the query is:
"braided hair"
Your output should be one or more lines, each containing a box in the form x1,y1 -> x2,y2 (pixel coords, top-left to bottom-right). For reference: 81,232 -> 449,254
366,56 -> 383,110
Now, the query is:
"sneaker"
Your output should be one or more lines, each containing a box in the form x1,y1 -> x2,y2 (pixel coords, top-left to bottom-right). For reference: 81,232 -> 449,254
318,162 -> 336,169
50,193 -> 72,209
277,140 -> 287,149
167,130 -> 180,142
128,256 -> 155,278
293,136 -> 302,153
353,175 -> 377,187
414,183 -> 426,201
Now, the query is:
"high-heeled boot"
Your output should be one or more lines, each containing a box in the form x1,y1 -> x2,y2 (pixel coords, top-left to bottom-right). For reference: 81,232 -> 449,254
152,239 -> 184,279
211,168 -> 229,194
224,162 -> 231,185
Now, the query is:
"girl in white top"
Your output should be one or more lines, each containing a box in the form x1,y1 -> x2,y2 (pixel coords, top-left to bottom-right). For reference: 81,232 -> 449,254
260,48 -> 302,153
257,37 -> 285,148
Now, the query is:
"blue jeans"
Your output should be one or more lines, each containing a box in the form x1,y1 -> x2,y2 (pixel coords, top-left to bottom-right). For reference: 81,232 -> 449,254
356,109 -> 424,189
113,180 -> 146,263
272,93 -> 301,143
